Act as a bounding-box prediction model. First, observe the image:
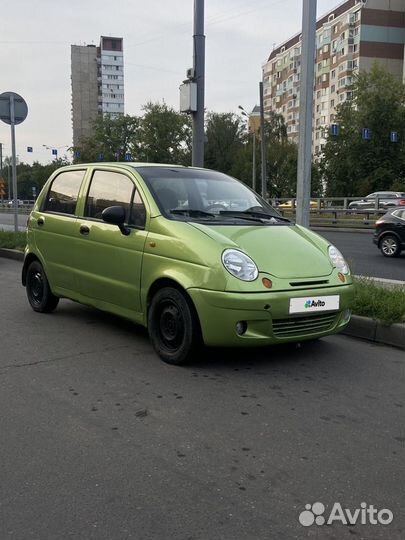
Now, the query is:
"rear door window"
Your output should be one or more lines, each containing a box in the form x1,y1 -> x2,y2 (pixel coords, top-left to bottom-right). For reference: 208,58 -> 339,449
43,170 -> 85,215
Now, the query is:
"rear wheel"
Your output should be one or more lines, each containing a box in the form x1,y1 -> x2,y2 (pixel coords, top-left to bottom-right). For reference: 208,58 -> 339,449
26,261 -> 59,312
148,287 -> 200,365
380,234 -> 401,257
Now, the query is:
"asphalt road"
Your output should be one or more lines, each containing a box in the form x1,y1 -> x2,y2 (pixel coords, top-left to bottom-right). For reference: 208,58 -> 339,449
317,229 -> 405,281
1,258 -> 404,540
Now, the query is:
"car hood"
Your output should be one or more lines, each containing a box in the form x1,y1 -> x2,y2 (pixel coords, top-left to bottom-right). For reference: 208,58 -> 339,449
190,223 -> 333,278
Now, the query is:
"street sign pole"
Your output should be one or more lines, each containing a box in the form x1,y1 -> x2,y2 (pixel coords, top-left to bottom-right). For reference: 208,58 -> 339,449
10,94 -> 19,233
0,91 -> 28,233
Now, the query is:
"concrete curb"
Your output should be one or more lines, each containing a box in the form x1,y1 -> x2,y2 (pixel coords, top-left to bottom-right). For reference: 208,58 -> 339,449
343,315 -> 405,350
0,248 -> 24,261
1,249 -> 403,349
355,275 -> 405,289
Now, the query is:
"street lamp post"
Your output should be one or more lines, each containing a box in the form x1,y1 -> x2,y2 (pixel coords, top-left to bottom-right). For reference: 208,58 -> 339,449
238,106 -> 256,192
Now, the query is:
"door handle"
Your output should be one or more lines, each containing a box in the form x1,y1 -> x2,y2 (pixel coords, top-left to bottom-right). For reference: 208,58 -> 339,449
37,217 -> 44,226
80,225 -> 90,236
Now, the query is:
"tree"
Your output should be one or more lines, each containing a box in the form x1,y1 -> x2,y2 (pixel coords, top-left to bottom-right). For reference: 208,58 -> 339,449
205,112 -> 247,176
2,157 -> 70,199
75,114 -> 139,162
263,112 -> 322,197
136,102 -> 191,165
320,64 -> 405,196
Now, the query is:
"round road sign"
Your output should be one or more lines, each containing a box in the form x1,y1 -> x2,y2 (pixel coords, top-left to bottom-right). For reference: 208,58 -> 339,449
0,92 -> 28,125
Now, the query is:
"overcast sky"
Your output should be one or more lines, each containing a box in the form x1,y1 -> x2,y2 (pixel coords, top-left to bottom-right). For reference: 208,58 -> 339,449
1,0 -> 338,165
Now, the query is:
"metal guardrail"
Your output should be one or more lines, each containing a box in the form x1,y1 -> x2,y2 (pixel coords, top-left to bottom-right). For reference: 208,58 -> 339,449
270,197 -> 397,228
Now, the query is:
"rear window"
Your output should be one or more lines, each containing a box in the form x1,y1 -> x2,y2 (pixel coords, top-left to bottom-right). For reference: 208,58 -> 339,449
43,170 -> 85,215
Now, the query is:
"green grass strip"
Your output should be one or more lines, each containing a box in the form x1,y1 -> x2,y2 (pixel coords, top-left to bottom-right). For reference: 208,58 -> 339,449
0,231 -> 26,251
352,277 -> 405,326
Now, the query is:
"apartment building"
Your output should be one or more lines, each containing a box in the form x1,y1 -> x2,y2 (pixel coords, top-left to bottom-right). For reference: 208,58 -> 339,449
71,36 -> 124,147
262,0 -> 405,155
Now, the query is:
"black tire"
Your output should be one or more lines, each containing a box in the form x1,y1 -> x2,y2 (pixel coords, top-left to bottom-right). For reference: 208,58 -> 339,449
148,287 -> 200,365
379,234 -> 401,258
26,260 -> 59,313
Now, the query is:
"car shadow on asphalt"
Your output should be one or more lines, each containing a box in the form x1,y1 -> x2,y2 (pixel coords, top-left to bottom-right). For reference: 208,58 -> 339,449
55,299 -> 338,372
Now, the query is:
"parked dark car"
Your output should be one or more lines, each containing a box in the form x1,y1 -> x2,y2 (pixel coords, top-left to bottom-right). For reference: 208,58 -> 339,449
349,191 -> 405,210
373,208 -> 405,257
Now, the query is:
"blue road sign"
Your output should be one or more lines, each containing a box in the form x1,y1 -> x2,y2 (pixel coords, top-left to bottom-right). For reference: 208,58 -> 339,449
362,128 -> 371,140
390,131 -> 398,143
124,153 -> 132,161
27,146 -> 33,152
97,153 -> 104,161
330,124 -> 340,136
52,148 -> 58,156
74,151 -> 81,159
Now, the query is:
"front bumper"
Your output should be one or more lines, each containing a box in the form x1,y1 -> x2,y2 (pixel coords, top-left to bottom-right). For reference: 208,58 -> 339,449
188,284 -> 354,347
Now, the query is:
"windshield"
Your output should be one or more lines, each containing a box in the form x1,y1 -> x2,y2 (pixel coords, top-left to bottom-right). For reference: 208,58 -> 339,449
135,166 -> 285,224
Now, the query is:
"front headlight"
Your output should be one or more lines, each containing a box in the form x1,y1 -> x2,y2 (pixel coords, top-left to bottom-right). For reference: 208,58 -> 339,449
222,249 -> 258,281
328,245 -> 349,274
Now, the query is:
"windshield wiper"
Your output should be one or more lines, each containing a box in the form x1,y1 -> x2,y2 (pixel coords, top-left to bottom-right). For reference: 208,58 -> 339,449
219,210 -> 291,223
170,209 -> 216,218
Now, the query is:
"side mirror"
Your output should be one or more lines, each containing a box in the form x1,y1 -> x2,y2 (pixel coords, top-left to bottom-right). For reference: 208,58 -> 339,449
101,206 -> 130,236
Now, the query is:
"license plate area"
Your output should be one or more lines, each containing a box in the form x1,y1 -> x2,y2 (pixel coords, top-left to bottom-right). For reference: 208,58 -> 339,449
289,295 -> 340,314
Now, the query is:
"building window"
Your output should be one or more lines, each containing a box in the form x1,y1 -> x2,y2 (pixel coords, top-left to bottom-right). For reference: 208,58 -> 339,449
330,99 -> 335,108
331,84 -> 336,93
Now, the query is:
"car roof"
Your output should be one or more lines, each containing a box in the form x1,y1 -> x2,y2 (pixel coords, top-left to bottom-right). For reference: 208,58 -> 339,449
54,162 -> 209,172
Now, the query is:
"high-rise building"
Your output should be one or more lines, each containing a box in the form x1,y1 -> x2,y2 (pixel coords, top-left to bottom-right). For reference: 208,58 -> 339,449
262,0 -> 405,155
71,36 -> 124,147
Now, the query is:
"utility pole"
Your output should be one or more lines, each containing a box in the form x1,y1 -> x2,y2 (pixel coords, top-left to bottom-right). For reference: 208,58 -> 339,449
296,0 -> 317,227
259,81 -> 267,199
192,0 -> 205,167
252,132 -> 256,192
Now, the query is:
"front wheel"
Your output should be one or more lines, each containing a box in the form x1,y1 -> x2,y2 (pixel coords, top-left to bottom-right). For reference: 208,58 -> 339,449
380,234 -> 401,257
148,287 -> 201,365
26,260 -> 59,312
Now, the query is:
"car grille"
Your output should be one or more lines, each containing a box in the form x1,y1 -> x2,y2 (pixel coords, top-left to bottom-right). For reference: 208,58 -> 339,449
272,313 -> 338,338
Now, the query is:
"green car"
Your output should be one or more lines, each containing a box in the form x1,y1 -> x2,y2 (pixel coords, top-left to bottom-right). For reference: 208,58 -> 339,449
23,163 -> 353,365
